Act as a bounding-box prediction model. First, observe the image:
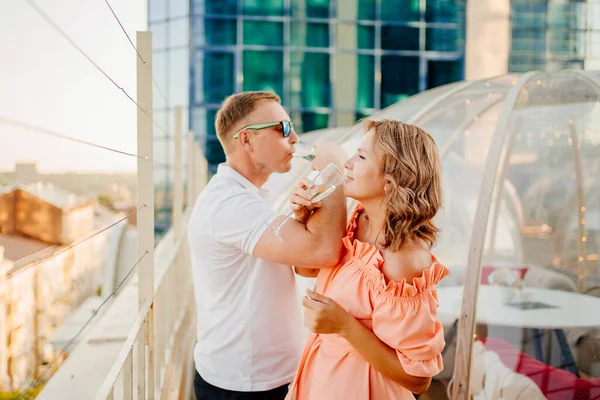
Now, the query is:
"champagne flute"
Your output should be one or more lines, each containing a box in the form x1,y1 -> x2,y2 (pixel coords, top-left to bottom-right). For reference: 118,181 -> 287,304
293,141 -> 316,161
269,163 -> 345,241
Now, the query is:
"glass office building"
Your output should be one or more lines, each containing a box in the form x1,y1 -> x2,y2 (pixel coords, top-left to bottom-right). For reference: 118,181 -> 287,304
149,0 -> 190,232
190,0 -> 466,165
148,0 -> 467,230
509,0 -> 600,72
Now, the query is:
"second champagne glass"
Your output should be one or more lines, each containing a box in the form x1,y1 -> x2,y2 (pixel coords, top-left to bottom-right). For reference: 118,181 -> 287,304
269,163 -> 345,241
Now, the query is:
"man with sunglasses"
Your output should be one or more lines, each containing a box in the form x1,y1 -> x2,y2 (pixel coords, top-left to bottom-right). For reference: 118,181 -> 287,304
188,91 -> 347,400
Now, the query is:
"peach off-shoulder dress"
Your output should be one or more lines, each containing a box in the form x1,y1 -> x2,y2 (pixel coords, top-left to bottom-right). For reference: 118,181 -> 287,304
287,204 -> 450,400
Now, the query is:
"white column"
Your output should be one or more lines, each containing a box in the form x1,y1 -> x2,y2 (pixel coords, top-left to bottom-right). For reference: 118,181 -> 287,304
465,0 -> 510,80
195,145 -> 208,194
136,30 -> 155,400
172,106 -> 183,240
186,132 -> 196,210
333,0 -> 358,127
194,145 -> 203,196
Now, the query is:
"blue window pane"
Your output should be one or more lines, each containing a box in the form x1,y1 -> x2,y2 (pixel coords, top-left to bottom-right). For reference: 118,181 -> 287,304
192,108 -> 225,165
427,60 -> 462,89
357,25 -> 375,49
355,110 -> 372,122
290,52 -> 330,108
205,109 -> 225,165
200,19 -> 237,45
511,28 -> 546,53
169,18 -> 189,47
206,135 -> 225,165
302,54 -> 330,108
511,2 -> 546,29
357,55 -> 374,109
153,136 -> 171,172
151,22 -> 167,50
203,0 -> 238,15
291,0 -> 330,18
153,110 -> 168,135
243,51 -> 284,95
357,0 -> 376,20
382,26 -> 420,51
170,0 -> 189,18
381,0 -> 420,22
243,0 -> 284,16
153,53 -> 167,106
380,56 -> 419,107
509,55 -> 545,72
547,3 -> 580,29
425,0 -> 465,23
548,29 -> 584,57
301,112 -> 329,132
426,28 -> 464,52
201,52 -> 234,103
169,48 -> 189,106
149,0 -> 167,22
243,21 -> 283,46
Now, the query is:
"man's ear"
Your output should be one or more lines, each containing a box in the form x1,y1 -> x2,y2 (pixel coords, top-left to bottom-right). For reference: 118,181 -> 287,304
238,129 -> 253,152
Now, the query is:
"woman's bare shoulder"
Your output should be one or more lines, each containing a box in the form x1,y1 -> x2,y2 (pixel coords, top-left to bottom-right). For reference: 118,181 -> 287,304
381,244 -> 432,284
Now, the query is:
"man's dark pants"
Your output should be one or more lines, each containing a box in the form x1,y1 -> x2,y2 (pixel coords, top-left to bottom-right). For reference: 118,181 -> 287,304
194,370 -> 289,400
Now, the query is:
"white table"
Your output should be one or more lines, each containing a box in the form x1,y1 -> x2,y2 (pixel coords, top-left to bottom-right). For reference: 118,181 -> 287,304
437,285 -> 600,375
436,285 -> 600,329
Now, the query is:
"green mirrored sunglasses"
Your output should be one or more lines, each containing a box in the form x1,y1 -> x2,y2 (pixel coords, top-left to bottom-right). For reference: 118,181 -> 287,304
232,121 -> 293,139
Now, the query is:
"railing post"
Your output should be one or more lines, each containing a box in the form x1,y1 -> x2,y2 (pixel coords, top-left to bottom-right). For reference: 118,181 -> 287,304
568,122 -> 587,293
0,248 -> 10,392
33,259 -> 41,383
136,30 -> 155,400
194,146 -> 201,197
186,132 -> 195,210
172,106 -> 183,241
195,144 -> 207,195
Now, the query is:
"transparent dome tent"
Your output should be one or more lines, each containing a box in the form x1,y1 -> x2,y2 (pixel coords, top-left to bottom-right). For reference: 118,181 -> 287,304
263,70 -> 600,399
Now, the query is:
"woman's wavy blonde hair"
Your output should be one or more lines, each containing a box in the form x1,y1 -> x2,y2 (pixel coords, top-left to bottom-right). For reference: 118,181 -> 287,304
365,119 -> 442,251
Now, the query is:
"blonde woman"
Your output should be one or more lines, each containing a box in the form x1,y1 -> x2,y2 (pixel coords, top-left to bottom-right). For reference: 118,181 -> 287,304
287,120 -> 449,399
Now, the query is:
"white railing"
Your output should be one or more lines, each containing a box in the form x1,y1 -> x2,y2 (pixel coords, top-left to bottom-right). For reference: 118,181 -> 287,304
94,32 -> 208,399
94,208 -> 204,400
95,298 -> 152,400
36,30 -> 208,400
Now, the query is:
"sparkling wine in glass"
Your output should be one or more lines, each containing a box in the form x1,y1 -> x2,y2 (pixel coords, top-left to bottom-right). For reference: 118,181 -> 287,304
309,183 -> 337,202
293,141 -> 315,161
269,163 -> 345,241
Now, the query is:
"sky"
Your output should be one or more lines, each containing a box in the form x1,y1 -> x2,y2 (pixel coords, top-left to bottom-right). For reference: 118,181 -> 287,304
0,0 -> 147,173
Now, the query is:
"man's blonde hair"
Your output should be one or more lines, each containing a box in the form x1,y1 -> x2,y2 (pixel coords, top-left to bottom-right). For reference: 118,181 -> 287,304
215,91 -> 281,154
365,119 -> 442,251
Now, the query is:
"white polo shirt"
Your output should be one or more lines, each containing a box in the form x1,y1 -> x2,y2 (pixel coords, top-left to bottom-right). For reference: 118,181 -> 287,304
188,164 -> 303,391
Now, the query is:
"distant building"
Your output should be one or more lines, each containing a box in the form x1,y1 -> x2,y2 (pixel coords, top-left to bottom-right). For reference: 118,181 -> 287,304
0,182 -> 115,391
0,182 -> 95,245
14,162 -> 39,185
509,0 -> 600,73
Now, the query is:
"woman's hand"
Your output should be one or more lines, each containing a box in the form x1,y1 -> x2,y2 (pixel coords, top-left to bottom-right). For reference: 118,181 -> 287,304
302,289 -> 352,335
290,177 -> 323,224
311,142 -> 347,171
303,290 -> 433,394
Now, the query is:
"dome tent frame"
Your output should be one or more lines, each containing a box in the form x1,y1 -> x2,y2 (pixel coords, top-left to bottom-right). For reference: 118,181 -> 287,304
263,69 -> 600,399
451,70 -> 600,399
